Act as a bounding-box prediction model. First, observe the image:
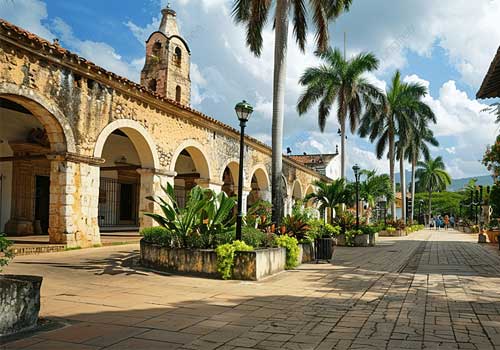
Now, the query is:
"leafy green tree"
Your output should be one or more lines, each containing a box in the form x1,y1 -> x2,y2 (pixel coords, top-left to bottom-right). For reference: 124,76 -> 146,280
405,125 -> 438,223
483,134 -> 500,183
304,179 -> 349,223
232,0 -> 352,224
414,191 -> 465,218
297,48 -> 380,178
359,71 -> 434,220
358,170 -> 394,209
415,156 -> 451,223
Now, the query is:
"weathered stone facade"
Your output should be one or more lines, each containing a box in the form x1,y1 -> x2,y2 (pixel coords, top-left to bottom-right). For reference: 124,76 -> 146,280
0,11 -> 329,248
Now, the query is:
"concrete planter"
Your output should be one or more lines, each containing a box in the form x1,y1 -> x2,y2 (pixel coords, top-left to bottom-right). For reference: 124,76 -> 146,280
369,232 -> 378,247
334,234 -> 346,246
140,240 -> 286,281
0,275 -> 42,337
298,243 -> 314,263
354,233 -> 370,247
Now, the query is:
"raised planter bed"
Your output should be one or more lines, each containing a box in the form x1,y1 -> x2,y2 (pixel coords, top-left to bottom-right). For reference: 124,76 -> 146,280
354,233 -> 370,247
298,243 -> 314,263
0,275 -> 42,337
140,240 -> 286,281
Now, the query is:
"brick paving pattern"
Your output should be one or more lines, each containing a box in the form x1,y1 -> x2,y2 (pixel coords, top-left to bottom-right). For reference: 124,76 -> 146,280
2,229 -> 500,349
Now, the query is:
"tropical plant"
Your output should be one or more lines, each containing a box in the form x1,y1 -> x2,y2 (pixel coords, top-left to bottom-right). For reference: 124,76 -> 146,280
358,169 -> 393,209
483,102 -> 500,124
304,179 -> 349,223
145,184 -> 236,249
483,134 -> 500,183
359,70 -> 435,220
334,211 -> 356,234
297,48 -> 381,178
274,235 -> 299,269
415,156 -> 452,223
0,233 -> 14,271
282,214 -> 310,241
232,0 -> 352,224
245,200 -> 272,229
215,240 -> 253,279
405,126 -> 439,223
242,226 -> 267,248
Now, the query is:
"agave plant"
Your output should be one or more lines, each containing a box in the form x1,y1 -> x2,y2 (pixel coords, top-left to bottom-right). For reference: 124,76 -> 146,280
145,183 -> 236,248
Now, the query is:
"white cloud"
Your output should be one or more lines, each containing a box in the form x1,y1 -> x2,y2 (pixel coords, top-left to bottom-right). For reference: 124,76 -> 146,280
0,0 -> 54,40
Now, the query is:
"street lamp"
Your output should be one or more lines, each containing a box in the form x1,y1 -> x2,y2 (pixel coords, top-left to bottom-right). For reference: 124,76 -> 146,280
235,100 -> 253,241
352,164 -> 361,229
419,199 -> 424,225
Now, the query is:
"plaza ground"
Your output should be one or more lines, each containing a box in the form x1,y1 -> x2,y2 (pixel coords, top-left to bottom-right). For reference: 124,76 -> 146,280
2,229 -> 500,350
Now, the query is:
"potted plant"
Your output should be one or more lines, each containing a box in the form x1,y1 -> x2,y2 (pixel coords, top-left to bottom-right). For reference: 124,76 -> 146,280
309,222 -> 338,261
485,219 -> 499,244
1,233 -> 43,337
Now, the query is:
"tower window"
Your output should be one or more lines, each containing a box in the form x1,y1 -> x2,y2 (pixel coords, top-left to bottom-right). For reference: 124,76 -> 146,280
152,42 -> 162,58
174,47 -> 182,66
148,79 -> 157,92
175,85 -> 181,102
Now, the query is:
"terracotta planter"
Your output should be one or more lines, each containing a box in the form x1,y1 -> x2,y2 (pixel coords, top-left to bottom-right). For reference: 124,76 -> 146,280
486,230 -> 500,243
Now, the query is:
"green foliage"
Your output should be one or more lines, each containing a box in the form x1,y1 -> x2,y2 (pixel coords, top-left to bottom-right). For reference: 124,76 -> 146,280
141,226 -> 179,247
274,235 -> 299,269
334,212 -> 356,234
305,179 -> 349,222
386,226 -> 396,233
414,191 -> 465,216
242,226 -> 266,248
282,215 -> 310,241
491,185 -> 500,217
483,134 -> 500,183
307,220 -> 341,242
145,183 -> 236,249
0,233 -> 14,271
416,156 -> 452,193
345,229 -> 362,246
215,240 -> 253,280
245,200 -> 272,229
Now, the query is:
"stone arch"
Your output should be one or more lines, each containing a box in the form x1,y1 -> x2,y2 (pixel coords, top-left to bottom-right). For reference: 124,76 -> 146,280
282,175 -> 290,197
220,159 -> 240,186
248,165 -> 270,190
291,179 -> 304,200
169,139 -> 211,179
94,119 -> 159,169
0,82 -> 76,153
305,184 -> 316,207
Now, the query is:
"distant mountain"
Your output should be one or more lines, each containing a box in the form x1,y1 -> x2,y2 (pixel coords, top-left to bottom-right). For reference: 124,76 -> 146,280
394,172 -> 493,192
447,175 -> 494,192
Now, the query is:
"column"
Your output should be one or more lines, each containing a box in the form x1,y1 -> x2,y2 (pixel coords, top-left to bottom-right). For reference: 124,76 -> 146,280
48,157 -> 101,248
137,168 -> 175,230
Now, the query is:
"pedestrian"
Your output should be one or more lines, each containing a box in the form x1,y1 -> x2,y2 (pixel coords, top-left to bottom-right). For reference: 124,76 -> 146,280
444,215 -> 450,230
436,216 -> 441,230
430,216 -> 435,229
450,215 -> 455,229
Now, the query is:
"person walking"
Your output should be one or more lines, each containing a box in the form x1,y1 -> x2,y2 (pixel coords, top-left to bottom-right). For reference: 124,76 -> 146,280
444,215 -> 450,230
430,215 -> 435,229
450,215 -> 455,229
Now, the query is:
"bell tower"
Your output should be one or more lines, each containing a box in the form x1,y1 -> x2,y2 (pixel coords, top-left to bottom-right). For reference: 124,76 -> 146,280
140,5 -> 191,105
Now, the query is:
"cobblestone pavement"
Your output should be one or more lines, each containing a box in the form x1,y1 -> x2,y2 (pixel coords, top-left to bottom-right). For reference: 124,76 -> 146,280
3,229 -> 500,350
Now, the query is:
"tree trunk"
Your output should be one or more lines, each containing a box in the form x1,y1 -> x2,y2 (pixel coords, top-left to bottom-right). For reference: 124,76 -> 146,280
270,0 -> 289,225
410,159 -> 416,225
340,119 -> 346,179
389,131 -> 396,220
399,155 -> 406,224
428,189 -> 432,225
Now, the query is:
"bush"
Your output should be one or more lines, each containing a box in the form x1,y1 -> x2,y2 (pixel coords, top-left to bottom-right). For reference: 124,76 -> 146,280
141,227 -> 180,247
345,229 -> 362,246
242,226 -> 266,248
215,240 -> 253,279
0,233 -> 14,271
274,235 -> 299,269
334,212 -> 356,233
386,226 -> 396,233
282,215 -> 309,241
307,220 -> 341,242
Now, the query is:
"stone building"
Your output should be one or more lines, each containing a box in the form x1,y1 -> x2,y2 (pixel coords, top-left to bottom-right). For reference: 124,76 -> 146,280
0,7 -> 330,248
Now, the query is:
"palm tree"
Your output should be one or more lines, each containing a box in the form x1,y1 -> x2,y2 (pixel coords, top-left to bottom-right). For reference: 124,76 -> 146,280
405,126 -> 438,224
358,70 -> 433,220
415,156 -> 451,223
356,170 -> 393,223
305,179 -> 348,223
297,48 -> 381,178
483,102 -> 500,124
232,0 -> 352,224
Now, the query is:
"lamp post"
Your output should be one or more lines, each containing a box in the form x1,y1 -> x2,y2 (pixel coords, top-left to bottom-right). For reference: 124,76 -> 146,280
418,199 -> 423,224
352,164 -> 361,229
234,100 -> 253,241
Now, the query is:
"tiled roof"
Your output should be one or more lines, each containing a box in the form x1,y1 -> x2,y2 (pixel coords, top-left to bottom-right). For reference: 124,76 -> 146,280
288,154 -> 337,166
477,46 -> 500,99
0,18 -> 329,180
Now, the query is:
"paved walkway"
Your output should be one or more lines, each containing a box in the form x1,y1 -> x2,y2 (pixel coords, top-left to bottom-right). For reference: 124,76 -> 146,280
3,229 -> 500,350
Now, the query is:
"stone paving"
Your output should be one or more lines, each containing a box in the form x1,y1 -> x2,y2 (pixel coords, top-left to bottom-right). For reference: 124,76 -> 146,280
2,229 -> 500,350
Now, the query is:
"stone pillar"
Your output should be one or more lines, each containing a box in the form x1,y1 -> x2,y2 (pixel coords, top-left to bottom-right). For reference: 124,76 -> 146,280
196,178 -> 224,193
137,168 -> 175,230
48,157 -> 101,248
241,189 -> 251,215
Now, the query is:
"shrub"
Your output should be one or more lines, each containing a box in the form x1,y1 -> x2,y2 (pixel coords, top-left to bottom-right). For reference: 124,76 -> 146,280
307,220 -> 341,242
274,235 -> 299,269
386,226 -> 396,233
282,215 -> 309,241
246,200 -> 272,229
345,229 -> 362,246
215,240 -> 253,279
334,212 -> 356,233
0,233 -> 14,271
242,226 -> 266,248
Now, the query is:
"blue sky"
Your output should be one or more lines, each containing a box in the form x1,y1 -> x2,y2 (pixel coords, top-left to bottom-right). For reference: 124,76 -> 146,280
1,0 -> 499,179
